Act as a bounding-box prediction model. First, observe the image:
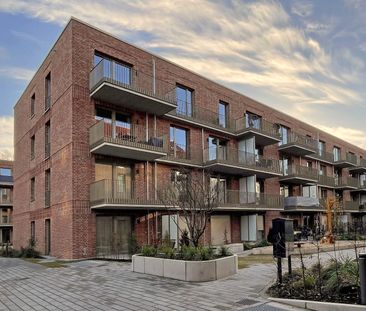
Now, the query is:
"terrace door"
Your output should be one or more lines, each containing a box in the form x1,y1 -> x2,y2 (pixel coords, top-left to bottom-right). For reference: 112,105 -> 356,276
113,217 -> 131,255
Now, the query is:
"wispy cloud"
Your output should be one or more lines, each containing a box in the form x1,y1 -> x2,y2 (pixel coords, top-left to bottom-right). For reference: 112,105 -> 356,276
0,66 -> 34,81
318,125 -> 366,150
0,0 -> 365,149
0,116 -> 13,160
10,30 -> 44,46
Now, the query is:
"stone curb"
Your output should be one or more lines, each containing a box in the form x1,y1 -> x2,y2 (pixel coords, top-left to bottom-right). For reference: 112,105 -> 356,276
269,297 -> 365,310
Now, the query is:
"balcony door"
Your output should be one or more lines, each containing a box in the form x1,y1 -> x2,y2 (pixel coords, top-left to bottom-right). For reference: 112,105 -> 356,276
208,137 -> 227,161
115,166 -> 132,200
239,176 -> 256,203
238,136 -> 255,164
210,177 -> 227,204
245,112 -> 262,130
176,85 -> 193,117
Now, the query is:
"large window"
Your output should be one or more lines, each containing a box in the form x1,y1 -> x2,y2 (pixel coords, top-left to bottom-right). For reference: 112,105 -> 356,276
218,101 -> 228,128
31,93 -> 35,117
45,72 -> 51,111
333,146 -> 341,162
45,121 -> 50,158
318,140 -> 325,156
210,177 -> 227,203
93,53 -> 131,85
208,136 -> 227,161
278,125 -> 289,145
169,126 -> 188,159
319,165 -> 326,176
30,177 -> 35,201
245,112 -> 262,130
176,85 -> 193,117
31,135 -> 35,160
0,168 -> 12,176
45,169 -> 51,208
30,221 -> 35,242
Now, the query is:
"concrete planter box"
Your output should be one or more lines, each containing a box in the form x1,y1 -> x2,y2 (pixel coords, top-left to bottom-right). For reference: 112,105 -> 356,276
132,254 -> 238,282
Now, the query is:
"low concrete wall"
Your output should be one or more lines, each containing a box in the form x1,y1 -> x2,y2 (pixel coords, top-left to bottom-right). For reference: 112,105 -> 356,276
132,255 -> 238,282
269,298 -> 366,311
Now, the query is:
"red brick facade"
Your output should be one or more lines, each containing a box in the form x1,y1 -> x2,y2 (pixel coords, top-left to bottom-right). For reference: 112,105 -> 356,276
13,18 -> 366,259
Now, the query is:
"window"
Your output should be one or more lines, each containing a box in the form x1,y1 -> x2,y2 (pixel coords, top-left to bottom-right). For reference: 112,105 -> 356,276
93,53 -> 131,85
176,85 -> 193,117
303,185 -> 317,198
208,136 -> 227,161
306,161 -> 312,168
31,93 -> 35,117
278,125 -> 289,145
30,178 -> 35,201
31,135 -> 35,160
280,185 -> 290,197
321,189 -> 327,199
0,168 -> 12,176
45,121 -> 50,158
318,140 -> 325,156
30,221 -> 35,242
169,126 -> 188,159
95,107 -> 112,122
210,176 -> 227,203
333,146 -> 341,162
319,165 -> 326,176
45,169 -> 51,208
218,101 -> 228,128
45,73 -> 51,111
245,112 -> 262,130
280,156 -> 290,175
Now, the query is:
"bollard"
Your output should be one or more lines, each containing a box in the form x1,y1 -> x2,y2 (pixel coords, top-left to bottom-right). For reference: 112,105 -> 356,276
360,253 -> 366,305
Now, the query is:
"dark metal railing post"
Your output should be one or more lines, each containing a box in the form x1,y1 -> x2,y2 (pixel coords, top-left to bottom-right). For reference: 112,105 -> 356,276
360,253 -> 366,305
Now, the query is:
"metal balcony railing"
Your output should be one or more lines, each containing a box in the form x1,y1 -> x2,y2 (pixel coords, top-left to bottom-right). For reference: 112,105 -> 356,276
308,150 -> 334,163
234,115 -> 280,140
318,175 -> 336,187
279,132 -> 317,151
335,176 -> 359,188
343,201 -> 360,211
203,147 -> 281,174
282,165 -> 318,181
89,120 -> 167,153
221,191 -> 284,209
0,216 -> 12,225
90,59 -> 177,106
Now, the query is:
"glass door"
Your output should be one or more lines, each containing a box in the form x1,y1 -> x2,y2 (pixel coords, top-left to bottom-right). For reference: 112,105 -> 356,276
115,166 -> 132,200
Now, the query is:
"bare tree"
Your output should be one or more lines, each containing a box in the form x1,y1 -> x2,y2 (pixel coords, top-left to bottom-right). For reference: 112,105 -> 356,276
159,168 -> 219,247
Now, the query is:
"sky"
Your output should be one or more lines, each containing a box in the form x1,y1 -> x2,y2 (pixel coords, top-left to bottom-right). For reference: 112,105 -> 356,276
0,0 -> 366,159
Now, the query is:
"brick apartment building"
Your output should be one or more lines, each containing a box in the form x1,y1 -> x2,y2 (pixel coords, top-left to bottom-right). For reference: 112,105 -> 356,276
0,160 -> 13,246
13,18 -> 366,259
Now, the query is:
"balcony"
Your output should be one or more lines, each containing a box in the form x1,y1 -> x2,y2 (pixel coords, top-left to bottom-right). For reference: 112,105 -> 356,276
279,165 -> 318,184
167,102 -> 233,134
217,191 -> 284,210
0,216 -> 12,227
160,143 -> 202,167
351,179 -> 366,193
333,153 -> 358,168
334,176 -> 359,190
0,175 -> 13,187
0,194 -> 12,205
203,147 -> 281,178
234,115 -> 281,146
343,201 -> 361,212
318,175 -> 336,188
90,59 -> 177,115
89,120 -> 167,161
284,196 -> 321,212
306,150 -> 334,164
90,179 -> 164,209
278,132 -> 317,156
349,158 -> 366,174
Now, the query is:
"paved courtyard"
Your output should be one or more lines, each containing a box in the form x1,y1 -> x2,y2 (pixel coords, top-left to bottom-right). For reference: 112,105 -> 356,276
0,257 -> 298,311
0,247 -> 361,311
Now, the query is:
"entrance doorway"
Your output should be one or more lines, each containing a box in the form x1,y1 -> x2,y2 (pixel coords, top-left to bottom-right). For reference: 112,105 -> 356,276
96,216 -> 131,258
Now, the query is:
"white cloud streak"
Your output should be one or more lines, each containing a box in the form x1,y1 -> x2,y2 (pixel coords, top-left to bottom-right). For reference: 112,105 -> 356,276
0,67 -> 34,81
0,0 -> 365,148
0,116 -> 13,160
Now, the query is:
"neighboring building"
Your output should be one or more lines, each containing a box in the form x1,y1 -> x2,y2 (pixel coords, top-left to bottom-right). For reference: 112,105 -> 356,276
0,160 -> 13,246
13,18 -> 366,259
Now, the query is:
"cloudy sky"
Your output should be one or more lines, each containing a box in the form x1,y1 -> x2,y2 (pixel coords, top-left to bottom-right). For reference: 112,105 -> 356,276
0,0 -> 366,159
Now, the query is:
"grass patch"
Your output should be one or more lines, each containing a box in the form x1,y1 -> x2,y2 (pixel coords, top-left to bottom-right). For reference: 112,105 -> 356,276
22,258 -> 66,268
238,255 -> 274,269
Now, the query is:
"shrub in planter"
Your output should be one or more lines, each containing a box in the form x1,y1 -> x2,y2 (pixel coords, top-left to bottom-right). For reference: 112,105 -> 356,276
217,246 -> 232,257
141,245 -> 157,257
158,246 -> 176,259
